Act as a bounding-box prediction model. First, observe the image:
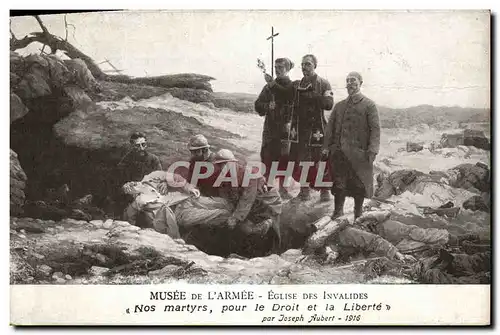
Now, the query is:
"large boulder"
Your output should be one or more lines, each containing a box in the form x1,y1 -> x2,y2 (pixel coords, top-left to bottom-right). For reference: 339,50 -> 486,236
10,52 -> 99,122
10,149 -> 27,216
10,93 -> 28,123
53,97 -> 251,168
463,194 -> 490,212
449,162 -> 490,193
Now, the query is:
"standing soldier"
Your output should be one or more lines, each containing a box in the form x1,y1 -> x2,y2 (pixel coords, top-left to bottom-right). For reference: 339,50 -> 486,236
291,54 -> 334,202
322,71 -> 381,220
255,57 -> 295,198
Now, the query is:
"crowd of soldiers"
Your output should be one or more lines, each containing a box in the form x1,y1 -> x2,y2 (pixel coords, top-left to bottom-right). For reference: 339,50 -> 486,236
112,54 -> 489,281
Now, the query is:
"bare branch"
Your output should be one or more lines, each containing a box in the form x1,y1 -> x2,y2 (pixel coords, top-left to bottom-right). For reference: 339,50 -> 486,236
10,35 -> 38,51
64,14 -> 68,41
34,15 -> 50,35
10,19 -> 16,39
63,14 -> 77,43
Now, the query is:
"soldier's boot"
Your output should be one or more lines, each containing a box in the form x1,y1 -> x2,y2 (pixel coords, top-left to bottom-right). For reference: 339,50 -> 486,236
297,187 -> 312,201
320,189 -> 333,202
354,196 -> 364,221
331,194 -> 345,219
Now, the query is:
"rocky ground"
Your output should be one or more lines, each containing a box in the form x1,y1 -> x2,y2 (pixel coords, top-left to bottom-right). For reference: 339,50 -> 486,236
10,216 -> 377,285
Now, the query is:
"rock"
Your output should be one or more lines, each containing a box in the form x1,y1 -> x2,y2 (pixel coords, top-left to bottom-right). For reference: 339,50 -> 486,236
88,266 -> 109,276
279,249 -> 303,263
54,278 -> 66,284
38,265 -> 53,277
90,220 -> 104,228
10,149 -> 27,216
69,209 -> 92,222
449,163 -> 490,193
65,274 -> 72,280
103,219 -> 114,229
95,253 -> 108,264
61,218 -> 86,225
463,195 -> 489,212
64,58 -> 100,92
406,142 -> 424,152
148,264 -> 182,278
111,220 -> 133,229
32,252 -> 45,260
52,272 -> 65,279
199,101 -> 216,108
73,194 -> 93,207
463,129 -> 490,150
115,220 -> 133,227
10,92 -> 29,123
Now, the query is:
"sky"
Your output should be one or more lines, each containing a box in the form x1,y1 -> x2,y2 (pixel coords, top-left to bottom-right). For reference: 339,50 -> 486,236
10,10 -> 490,109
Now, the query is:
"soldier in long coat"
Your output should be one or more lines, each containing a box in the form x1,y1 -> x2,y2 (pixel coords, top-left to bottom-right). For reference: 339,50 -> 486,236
290,54 -> 334,202
322,72 -> 380,219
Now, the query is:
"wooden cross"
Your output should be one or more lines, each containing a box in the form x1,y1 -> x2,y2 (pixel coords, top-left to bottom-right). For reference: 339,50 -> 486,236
266,26 -> 279,78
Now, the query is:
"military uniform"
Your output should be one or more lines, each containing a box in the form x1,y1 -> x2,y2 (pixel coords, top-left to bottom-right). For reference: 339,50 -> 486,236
211,150 -> 283,256
323,92 -> 380,198
113,150 -> 162,217
187,151 -> 218,197
118,151 -> 162,183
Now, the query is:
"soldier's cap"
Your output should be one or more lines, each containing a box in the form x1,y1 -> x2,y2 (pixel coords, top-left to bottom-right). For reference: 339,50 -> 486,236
213,149 -> 238,164
347,71 -> 363,83
188,134 -> 210,150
